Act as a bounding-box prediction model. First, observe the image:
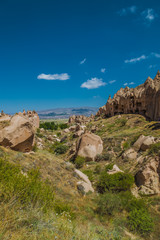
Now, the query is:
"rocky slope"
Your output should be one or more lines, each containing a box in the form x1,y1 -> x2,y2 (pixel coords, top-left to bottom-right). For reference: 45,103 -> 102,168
0,110 -> 160,239
97,71 -> 160,121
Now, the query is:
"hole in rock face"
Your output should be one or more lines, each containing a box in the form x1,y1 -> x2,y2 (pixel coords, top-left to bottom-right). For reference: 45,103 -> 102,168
135,171 -> 145,187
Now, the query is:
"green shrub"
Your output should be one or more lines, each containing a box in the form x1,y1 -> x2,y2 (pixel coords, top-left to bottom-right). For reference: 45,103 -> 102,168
82,170 -> 94,182
123,141 -> 130,150
148,142 -> 160,155
54,144 -> 69,154
59,123 -> 68,129
94,165 -> 102,174
128,208 -> 153,236
95,153 -> 111,162
97,172 -> 134,193
75,156 -> 85,169
105,163 -> 114,172
96,192 -> 123,216
32,143 -> 38,152
0,159 -> 54,211
40,121 -> 58,130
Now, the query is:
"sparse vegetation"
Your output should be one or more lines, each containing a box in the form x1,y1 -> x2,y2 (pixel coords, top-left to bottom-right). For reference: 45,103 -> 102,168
97,171 -> 134,193
75,156 -> 85,168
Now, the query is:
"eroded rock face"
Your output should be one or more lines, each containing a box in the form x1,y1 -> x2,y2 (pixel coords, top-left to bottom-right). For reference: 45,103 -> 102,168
133,135 -> 159,151
74,169 -> 94,195
97,71 -> 160,121
135,157 -> 160,195
0,110 -> 39,152
76,132 -> 103,161
68,115 -> 90,125
122,148 -> 137,160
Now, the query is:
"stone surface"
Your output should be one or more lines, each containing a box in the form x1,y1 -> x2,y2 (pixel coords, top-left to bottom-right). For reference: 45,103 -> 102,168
97,71 -> 160,121
0,115 -> 34,152
74,169 -> 94,195
133,135 -> 156,151
135,157 -> 160,195
108,164 -> 123,174
73,130 -> 84,138
68,115 -> 90,125
122,148 -> 137,160
0,110 -> 39,152
76,132 -> 103,161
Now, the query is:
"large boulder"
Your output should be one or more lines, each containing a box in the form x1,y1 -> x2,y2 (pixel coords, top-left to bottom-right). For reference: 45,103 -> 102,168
133,135 -> 156,151
74,169 -> 94,195
76,132 -> 103,161
122,148 -> 137,160
0,114 -> 35,152
107,164 -> 123,175
135,157 -> 160,195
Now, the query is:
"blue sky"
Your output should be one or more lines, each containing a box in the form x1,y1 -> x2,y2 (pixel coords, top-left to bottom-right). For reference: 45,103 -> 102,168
0,0 -> 160,113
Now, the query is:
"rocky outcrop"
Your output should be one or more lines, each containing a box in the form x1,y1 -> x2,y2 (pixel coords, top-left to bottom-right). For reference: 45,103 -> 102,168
97,71 -> 160,121
0,110 -> 39,152
74,169 -> 94,195
108,165 -> 123,175
133,135 -> 159,151
135,157 -> 160,195
76,132 -> 103,161
122,148 -> 137,160
68,115 -> 90,125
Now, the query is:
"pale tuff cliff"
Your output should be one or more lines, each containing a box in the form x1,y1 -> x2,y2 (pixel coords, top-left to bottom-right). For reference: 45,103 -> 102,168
97,71 -> 160,121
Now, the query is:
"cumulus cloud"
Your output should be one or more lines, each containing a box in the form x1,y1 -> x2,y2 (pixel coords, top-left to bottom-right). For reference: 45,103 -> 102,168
80,58 -> 86,65
124,82 -> 135,86
109,80 -> 116,84
118,5 -> 137,16
151,52 -> 160,58
141,8 -> 157,22
125,55 -> 147,63
101,68 -> 106,73
37,73 -> 70,80
81,78 -> 106,89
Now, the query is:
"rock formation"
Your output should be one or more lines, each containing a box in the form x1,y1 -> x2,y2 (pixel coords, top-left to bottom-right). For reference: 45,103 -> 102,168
97,71 -> 160,121
68,115 -> 90,124
76,132 -> 103,161
135,157 -> 160,195
0,110 -> 39,152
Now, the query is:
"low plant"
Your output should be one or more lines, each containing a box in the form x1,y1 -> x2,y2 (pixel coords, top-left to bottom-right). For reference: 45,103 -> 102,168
54,144 -> 69,154
128,208 -> 153,236
82,170 -> 94,182
97,171 -> 134,193
75,156 -> 85,169
148,142 -> 160,155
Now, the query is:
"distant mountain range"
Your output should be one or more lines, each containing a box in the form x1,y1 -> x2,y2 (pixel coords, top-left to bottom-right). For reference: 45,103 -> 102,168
37,107 -> 99,119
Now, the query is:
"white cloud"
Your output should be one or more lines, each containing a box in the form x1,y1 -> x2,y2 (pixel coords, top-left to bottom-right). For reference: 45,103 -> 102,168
125,55 -> 147,63
37,73 -> 70,80
101,68 -> 106,73
118,6 -> 137,16
81,78 -> 106,89
151,52 -> 160,58
109,80 -> 116,84
80,58 -> 86,65
149,64 -> 157,69
141,8 -> 157,22
124,82 -> 135,86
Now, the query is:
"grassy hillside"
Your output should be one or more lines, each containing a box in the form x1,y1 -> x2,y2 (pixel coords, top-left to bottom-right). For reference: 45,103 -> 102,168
0,114 -> 160,239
